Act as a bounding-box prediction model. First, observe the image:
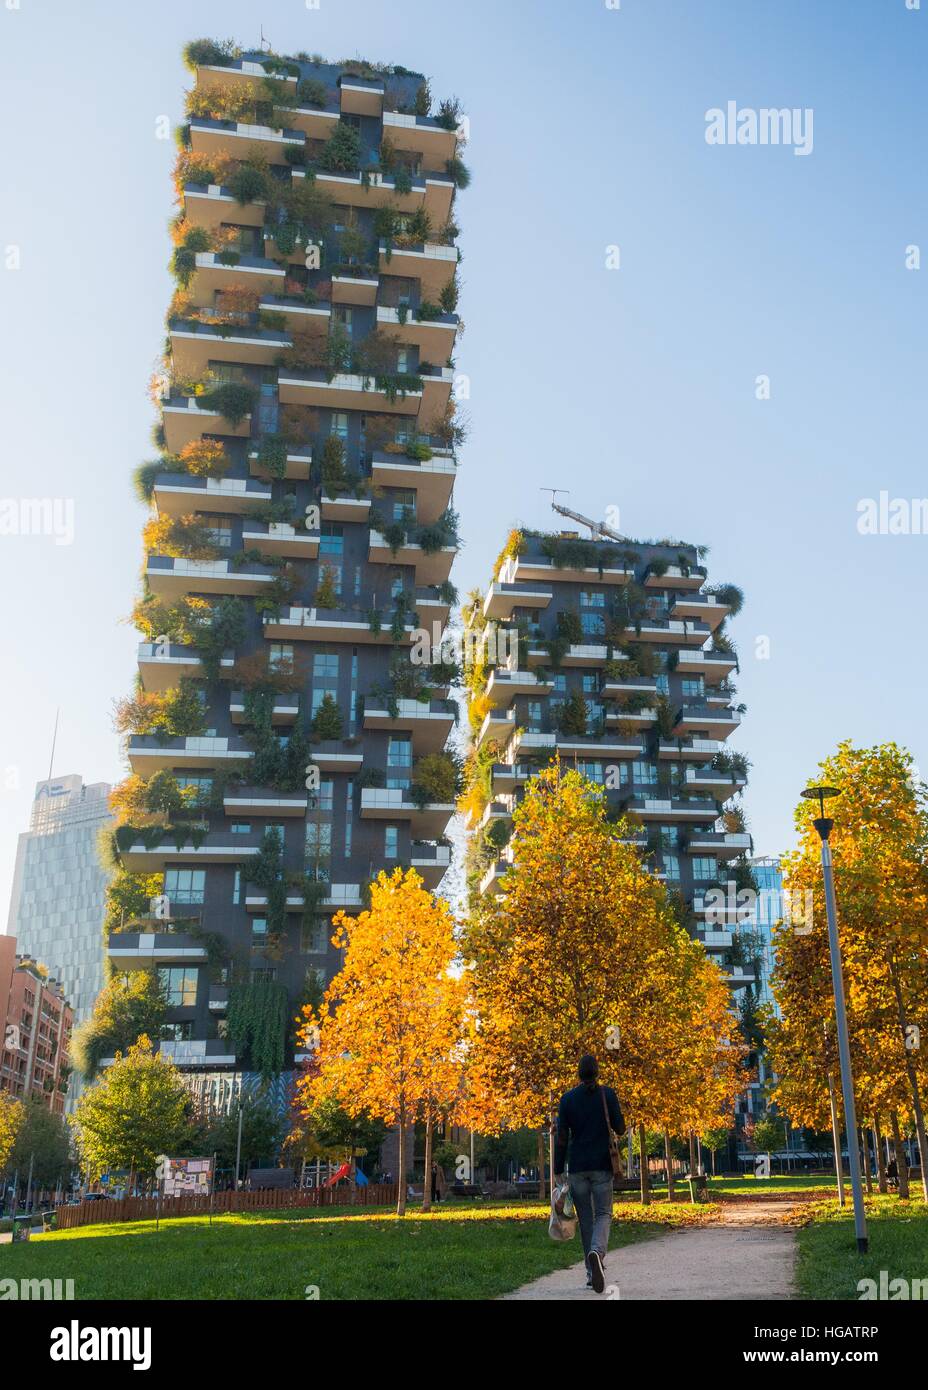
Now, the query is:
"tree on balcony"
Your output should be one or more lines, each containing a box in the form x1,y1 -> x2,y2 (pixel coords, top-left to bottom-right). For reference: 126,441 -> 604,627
142,514 -> 224,562
71,974 -> 170,1081
555,690 -> 589,738
410,749 -> 462,808
311,693 -> 344,742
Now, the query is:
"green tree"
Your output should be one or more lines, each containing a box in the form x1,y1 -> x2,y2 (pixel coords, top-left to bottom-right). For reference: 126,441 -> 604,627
200,1094 -> 286,1174
70,970 -> 169,1080
70,1036 -> 195,1180
9,1097 -> 73,1189
0,1092 -> 25,1173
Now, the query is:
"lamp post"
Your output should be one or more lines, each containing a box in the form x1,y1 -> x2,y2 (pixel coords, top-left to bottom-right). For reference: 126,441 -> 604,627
801,785 -> 868,1253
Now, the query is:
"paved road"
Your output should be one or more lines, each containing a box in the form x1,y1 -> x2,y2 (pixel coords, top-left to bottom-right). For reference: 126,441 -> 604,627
502,1201 -> 797,1301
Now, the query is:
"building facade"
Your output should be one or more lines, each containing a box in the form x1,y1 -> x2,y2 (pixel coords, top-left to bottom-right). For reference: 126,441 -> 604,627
106,45 -> 465,1096
467,526 -> 751,980
6,774 -> 112,1028
0,936 -> 74,1115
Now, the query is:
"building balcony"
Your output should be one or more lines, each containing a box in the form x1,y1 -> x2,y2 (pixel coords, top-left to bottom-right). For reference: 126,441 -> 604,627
245,883 -> 362,915
118,827 -> 266,871
526,643 -> 609,669
672,648 -> 738,682
657,737 -> 724,762
241,520 -> 320,558
419,364 -> 455,419
482,582 -> 553,622
193,56 -> 299,94
369,450 -> 456,525
477,706 -> 516,746
378,240 -> 458,299
222,788 -> 309,817
410,842 -> 452,889
643,563 -> 706,591
362,696 -> 457,752
498,554 -> 632,588
376,305 -> 458,356
319,494 -> 373,524
368,530 -> 456,586
262,604 -> 417,645
189,115 -> 306,164
157,1039 -> 238,1068
618,619 -> 712,646
278,368 -> 422,415
470,800 -> 512,833
161,394 -> 252,453
188,251 -> 286,307
127,733 -> 254,773
169,319 -> 290,376
137,641 -> 234,691
726,966 -> 757,991
229,691 -> 299,725
480,857 -> 511,898
330,272 -> 380,307
672,705 -> 742,739
683,766 -> 747,797
208,984 -> 229,1013
382,110 -> 459,163
485,668 -> 553,707
669,593 -> 730,629
698,928 -> 734,950
620,795 -> 718,822
182,181 -> 267,232
153,473 -> 272,518
146,555 -> 279,598
339,74 -> 384,117
604,706 -> 658,730
359,788 -> 455,838
601,675 -> 658,698
296,166 -> 456,222
692,895 -> 754,926
248,443 -> 313,481
505,730 -> 645,763
106,931 -> 208,971
306,741 -> 365,773
258,294 -> 332,334
684,830 -> 753,859
489,762 -> 536,794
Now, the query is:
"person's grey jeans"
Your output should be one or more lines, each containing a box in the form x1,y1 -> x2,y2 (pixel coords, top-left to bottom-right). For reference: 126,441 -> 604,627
569,1170 -> 614,1264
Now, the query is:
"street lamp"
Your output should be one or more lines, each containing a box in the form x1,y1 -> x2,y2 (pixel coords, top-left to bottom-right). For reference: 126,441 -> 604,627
801,784 -> 868,1253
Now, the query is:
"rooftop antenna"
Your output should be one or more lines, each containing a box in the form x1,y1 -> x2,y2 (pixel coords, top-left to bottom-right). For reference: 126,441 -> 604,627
47,707 -> 60,783
541,489 -> 626,544
259,26 -> 271,53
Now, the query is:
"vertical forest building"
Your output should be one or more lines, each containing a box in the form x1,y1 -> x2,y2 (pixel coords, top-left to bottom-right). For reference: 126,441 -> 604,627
106,42 -> 466,1105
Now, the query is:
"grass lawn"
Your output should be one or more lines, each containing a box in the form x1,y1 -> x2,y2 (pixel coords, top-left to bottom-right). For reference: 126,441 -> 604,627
0,1199 -> 693,1301
795,1196 -> 928,1300
705,1175 -> 841,1198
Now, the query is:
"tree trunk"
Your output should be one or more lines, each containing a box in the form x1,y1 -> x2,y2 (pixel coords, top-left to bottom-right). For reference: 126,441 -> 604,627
396,1106 -> 407,1217
421,1113 -> 433,1213
874,1120 -> 887,1194
639,1126 -> 651,1206
664,1131 -> 675,1202
889,958 -> 928,1202
536,1128 -> 547,1201
688,1132 -> 697,1176
860,1129 -> 872,1195
890,1110 -> 910,1199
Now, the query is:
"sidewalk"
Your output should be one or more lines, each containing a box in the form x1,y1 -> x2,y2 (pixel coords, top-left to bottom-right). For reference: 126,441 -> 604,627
502,1200 -> 797,1301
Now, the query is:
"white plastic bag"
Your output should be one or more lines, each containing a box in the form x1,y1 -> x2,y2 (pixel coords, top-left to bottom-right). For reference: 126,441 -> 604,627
548,1182 -> 578,1241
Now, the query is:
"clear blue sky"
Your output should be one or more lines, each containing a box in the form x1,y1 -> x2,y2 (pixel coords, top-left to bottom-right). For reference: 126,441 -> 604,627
1,0 -> 925,916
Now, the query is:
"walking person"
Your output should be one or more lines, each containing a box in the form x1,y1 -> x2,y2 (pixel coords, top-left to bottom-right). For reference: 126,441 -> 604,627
554,1054 -> 625,1293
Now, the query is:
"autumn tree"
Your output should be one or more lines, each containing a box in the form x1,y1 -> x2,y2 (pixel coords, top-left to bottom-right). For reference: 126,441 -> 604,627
70,1036 -> 196,1180
296,868 -> 464,1216
0,1092 -> 24,1173
765,742 -> 928,1200
464,766 -> 745,1203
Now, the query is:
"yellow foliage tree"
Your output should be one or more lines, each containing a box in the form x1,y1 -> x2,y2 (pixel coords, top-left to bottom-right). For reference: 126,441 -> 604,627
295,868 -> 465,1216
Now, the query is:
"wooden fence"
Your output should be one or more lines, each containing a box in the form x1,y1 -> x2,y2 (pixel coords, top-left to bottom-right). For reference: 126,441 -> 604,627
55,1183 -> 398,1230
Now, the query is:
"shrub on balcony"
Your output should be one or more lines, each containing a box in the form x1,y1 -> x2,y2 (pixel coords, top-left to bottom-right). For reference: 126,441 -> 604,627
410,750 -> 462,808
314,565 -> 340,609
200,381 -> 257,425
436,96 -> 463,132
182,37 -> 239,71
438,275 -> 459,314
393,168 -> 414,196
197,596 -> 247,680
297,76 -> 329,107
704,582 -> 745,616
142,514 -> 223,561
70,971 -> 170,1081
311,693 -> 344,741
113,678 -> 207,738
444,156 -> 471,189
319,121 -> 361,172
254,433 -> 289,479
228,161 -> 270,205
178,438 -> 231,478
133,461 -> 161,504
615,690 -> 651,715
555,690 -> 589,737
417,506 -> 459,554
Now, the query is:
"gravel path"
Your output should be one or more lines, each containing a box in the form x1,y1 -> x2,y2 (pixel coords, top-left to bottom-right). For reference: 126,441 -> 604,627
502,1200 -> 798,1301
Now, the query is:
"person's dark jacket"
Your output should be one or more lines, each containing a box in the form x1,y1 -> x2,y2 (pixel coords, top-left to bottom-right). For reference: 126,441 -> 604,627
554,1082 -> 625,1175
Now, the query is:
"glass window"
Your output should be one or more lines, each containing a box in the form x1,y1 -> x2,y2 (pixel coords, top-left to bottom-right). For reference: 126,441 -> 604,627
251,918 -> 268,950
581,612 -> 606,637
580,590 -> 605,608
632,762 -> 658,786
384,825 -> 399,859
682,678 -> 704,699
162,1022 -> 193,1041
526,701 -> 542,732
269,643 -> 294,671
577,761 -> 604,784
392,490 -> 416,523
163,868 -> 206,904
330,413 -> 349,439
300,922 -> 327,954
662,852 -> 681,881
230,822 -> 251,834
655,673 -> 670,695
692,856 -> 718,880
159,966 -> 199,1007
388,735 -> 412,768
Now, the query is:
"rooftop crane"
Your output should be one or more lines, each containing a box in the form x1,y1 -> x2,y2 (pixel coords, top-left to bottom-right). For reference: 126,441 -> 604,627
540,489 -> 626,543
